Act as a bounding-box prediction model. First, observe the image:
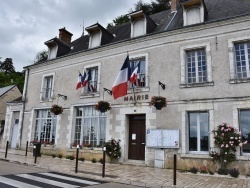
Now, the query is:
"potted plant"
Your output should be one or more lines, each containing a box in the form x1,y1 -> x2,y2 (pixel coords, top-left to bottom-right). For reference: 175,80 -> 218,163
95,101 -> 111,113
50,104 -> 63,115
149,96 -> 167,110
104,138 -> 121,163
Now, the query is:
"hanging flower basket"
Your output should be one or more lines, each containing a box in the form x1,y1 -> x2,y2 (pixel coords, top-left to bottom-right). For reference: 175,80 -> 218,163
149,96 -> 167,110
95,101 -> 111,113
50,104 -> 63,115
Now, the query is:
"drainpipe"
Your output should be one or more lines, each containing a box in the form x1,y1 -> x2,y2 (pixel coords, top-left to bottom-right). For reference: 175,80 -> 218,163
20,67 -> 29,148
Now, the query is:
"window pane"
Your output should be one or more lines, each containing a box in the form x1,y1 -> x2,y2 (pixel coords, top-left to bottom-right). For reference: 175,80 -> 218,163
239,110 -> 250,153
189,113 -> 197,151
235,42 -> 250,78
200,113 -> 209,151
129,57 -> 146,88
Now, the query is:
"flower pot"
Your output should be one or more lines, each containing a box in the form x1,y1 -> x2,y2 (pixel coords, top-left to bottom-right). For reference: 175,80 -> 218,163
99,105 -> 107,113
154,103 -> 164,110
53,111 -> 61,115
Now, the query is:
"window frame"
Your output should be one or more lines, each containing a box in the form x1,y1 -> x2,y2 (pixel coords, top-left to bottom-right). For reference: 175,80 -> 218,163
80,63 -> 100,97
187,111 -> 209,154
48,45 -> 58,60
180,42 -> 213,88
89,31 -> 102,49
40,72 -> 55,101
73,106 -> 107,147
238,109 -> 250,155
228,36 -> 250,83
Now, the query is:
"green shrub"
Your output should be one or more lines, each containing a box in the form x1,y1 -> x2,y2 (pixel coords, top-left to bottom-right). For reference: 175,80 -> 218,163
91,158 -> 96,163
229,168 -> 240,178
99,158 -> 104,164
57,153 -> 63,158
217,168 -> 228,175
190,167 -> 198,174
51,154 -> 56,158
66,155 -> 75,160
208,168 -> 214,175
79,157 -> 85,162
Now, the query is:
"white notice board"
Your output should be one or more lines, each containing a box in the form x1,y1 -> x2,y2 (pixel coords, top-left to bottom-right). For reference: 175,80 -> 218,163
146,129 -> 179,148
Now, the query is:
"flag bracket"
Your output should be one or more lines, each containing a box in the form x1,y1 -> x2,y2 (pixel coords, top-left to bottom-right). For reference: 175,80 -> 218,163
103,88 -> 112,96
158,81 -> 165,96
58,94 -> 67,100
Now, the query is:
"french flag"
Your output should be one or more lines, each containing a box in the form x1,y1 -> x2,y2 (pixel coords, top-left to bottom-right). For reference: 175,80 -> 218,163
82,71 -> 89,87
76,73 -> 83,90
130,61 -> 140,84
112,55 -> 130,100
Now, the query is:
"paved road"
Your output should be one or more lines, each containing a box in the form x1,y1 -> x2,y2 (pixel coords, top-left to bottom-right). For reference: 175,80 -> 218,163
0,161 -> 105,188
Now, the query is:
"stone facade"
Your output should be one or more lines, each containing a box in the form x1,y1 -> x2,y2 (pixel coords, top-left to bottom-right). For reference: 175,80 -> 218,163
4,0 -> 250,174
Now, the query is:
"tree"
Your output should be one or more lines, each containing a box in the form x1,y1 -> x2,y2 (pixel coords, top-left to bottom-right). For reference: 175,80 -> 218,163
106,0 -> 170,28
34,50 -> 48,63
0,58 -> 15,74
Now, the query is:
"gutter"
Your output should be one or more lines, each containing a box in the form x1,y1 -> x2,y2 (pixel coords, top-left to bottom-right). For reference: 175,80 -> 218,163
20,67 -> 29,147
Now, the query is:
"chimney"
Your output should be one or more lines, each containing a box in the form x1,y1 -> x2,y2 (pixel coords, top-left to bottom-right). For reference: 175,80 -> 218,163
59,27 -> 73,45
171,0 -> 180,13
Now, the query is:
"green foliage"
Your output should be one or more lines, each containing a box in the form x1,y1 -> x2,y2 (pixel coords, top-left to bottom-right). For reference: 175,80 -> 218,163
106,0 -> 170,28
210,122 -> 247,169
0,71 -> 25,93
217,168 -> 229,175
57,153 -> 63,158
34,50 -> 48,63
91,158 -> 96,163
229,168 -> 240,178
51,154 -> 56,158
66,155 -> 75,160
199,166 -> 208,174
0,58 -> 15,74
190,167 -> 198,174
79,157 -> 85,162
104,138 -> 121,159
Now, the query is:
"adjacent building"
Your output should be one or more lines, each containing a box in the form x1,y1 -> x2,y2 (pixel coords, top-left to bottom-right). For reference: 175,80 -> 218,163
3,0 -> 250,173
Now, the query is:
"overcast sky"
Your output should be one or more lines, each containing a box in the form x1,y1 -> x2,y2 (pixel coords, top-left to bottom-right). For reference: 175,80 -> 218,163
0,0 -> 153,72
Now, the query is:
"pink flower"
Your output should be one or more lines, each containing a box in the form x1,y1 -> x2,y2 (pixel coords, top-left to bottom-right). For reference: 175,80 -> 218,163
226,144 -> 229,148
230,137 -> 234,139
244,141 -> 248,144
239,143 -> 243,147
221,144 -> 224,147
224,160 -> 227,162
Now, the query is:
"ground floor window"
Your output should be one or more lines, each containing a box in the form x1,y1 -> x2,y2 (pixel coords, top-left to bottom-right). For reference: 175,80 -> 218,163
74,106 -> 106,147
188,112 -> 209,153
34,110 -> 56,144
239,110 -> 250,153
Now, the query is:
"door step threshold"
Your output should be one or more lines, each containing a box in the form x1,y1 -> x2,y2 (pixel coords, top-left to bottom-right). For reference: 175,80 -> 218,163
124,160 -> 145,166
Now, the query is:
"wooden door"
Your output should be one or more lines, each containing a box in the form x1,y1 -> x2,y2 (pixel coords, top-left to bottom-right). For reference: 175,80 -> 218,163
128,115 -> 145,160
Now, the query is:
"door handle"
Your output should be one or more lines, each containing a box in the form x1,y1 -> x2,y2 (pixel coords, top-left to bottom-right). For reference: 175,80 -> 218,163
141,143 -> 145,145
131,143 -> 136,145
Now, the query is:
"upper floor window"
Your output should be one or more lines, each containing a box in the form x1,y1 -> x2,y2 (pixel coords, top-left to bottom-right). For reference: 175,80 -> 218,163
83,67 -> 98,94
132,19 -> 146,38
40,73 -> 55,101
48,45 -> 58,60
186,49 -> 207,83
89,31 -> 101,49
180,43 -> 213,87
188,112 -> 209,153
129,57 -> 146,88
234,42 -> 250,79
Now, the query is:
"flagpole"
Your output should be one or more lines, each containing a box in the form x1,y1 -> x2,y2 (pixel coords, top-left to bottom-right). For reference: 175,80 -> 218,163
132,83 -> 137,106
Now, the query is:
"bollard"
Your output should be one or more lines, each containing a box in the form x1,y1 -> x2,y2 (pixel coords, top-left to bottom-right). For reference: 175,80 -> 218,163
173,154 -> 177,185
102,147 -> 106,178
75,145 -> 79,173
34,145 -> 37,164
5,141 -> 9,159
25,141 -> 28,156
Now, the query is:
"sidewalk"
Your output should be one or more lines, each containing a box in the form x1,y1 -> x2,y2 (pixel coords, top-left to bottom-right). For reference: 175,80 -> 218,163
0,148 -> 250,188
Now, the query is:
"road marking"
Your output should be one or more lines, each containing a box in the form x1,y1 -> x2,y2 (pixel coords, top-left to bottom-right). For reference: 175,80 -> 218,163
40,172 -> 100,185
17,174 -> 78,188
0,176 -> 41,188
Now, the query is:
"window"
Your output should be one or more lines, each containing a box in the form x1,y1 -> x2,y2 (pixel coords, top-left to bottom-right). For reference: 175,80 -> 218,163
89,31 -> 101,48
48,45 -> 58,60
74,106 -> 106,147
180,43 -> 213,87
188,112 -> 209,153
42,76 -> 53,99
239,110 -> 250,154
86,67 -> 98,93
234,42 -> 250,79
186,49 -> 207,83
129,57 -> 146,88
186,7 -> 201,25
132,19 -> 146,37
34,110 -> 56,144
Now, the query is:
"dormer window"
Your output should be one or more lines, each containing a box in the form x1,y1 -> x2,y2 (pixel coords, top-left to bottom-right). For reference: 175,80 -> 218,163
181,0 -> 207,26
48,45 -> 58,60
186,7 -> 201,25
89,31 -> 101,48
132,19 -> 146,37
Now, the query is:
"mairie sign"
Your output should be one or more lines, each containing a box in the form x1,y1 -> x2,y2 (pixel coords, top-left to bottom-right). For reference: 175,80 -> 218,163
124,94 -> 149,101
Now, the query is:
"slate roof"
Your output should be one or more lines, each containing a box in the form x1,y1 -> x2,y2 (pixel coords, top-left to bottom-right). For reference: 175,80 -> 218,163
31,0 -> 250,67
0,85 -> 15,97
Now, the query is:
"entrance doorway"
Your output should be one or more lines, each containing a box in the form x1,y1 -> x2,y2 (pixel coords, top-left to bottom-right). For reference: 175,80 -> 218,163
128,115 -> 145,160
11,119 -> 19,148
